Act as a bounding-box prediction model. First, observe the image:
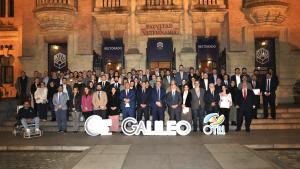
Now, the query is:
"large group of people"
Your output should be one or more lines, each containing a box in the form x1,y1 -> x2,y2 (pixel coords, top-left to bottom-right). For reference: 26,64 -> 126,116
15,64 -> 278,134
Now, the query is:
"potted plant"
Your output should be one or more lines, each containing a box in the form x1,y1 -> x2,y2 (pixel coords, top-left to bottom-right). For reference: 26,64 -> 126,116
0,91 -> 3,101
293,79 -> 300,104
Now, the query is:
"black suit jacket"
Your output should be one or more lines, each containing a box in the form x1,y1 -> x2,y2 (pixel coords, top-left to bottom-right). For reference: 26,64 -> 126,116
136,88 -> 151,108
205,90 -> 220,112
181,92 -> 192,107
200,79 -> 213,91
111,83 -> 120,95
208,74 -> 221,84
143,74 -> 152,82
251,81 -> 261,90
219,74 -> 230,82
231,75 -> 242,85
234,89 -> 256,111
101,81 -> 111,94
260,79 -> 277,98
47,78 -> 60,88
134,83 -> 141,91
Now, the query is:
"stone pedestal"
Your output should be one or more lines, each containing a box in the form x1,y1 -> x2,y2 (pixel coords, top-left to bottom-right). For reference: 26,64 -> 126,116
178,52 -> 197,71
124,53 -> 143,72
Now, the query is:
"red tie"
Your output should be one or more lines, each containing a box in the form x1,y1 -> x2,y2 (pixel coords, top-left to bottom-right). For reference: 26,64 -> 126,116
244,90 -> 246,100
126,90 -> 128,99
253,82 -> 255,88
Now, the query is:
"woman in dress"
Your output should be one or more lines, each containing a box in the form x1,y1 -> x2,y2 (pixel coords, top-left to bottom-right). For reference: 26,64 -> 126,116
228,81 -> 239,126
47,80 -> 58,122
181,84 -> 192,127
219,85 -> 232,132
69,87 -> 82,133
178,79 -> 187,93
81,87 -> 93,121
107,87 -> 120,133
34,82 -> 48,121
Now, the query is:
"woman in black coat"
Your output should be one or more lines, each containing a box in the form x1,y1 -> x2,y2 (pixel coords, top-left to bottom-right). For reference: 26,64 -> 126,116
30,77 -> 40,114
107,87 -> 120,133
47,81 -> 58,121
181,84 -> 192,127
69,87 -> 82,133
178,79 -> 187,93
228,81 -> 239,126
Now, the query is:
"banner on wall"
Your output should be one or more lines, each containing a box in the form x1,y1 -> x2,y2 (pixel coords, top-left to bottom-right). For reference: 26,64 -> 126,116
102,39 -> 123,63
197,38 -> 218,61
255,39 -> 275,79
48,43 -> 68,73
148,38 -> 173,62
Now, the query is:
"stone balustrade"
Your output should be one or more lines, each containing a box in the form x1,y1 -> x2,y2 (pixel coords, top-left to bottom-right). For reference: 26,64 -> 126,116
36,0 -> 75,6
244,0 -> 287,7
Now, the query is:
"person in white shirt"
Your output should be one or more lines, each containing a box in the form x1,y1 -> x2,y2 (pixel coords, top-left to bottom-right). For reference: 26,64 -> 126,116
231,68 -> 241,87
34,82 -> 48,121
42,71 -> 49,85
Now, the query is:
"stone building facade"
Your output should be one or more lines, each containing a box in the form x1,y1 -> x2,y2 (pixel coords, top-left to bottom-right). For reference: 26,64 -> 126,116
0,0 -> 299,103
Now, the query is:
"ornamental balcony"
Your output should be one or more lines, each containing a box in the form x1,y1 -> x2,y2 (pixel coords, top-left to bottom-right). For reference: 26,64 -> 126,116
34,0 -> 78,31
243,0 -> 290,26
136,0 -> 183,23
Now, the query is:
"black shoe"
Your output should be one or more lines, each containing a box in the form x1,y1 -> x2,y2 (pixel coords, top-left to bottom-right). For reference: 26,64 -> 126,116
235,129 -> 240,132
63,131 -> 67,134
58,130 -> 63,133
193,129 -> 197,132
253,117 -> 258,119
73,131 -> 76,133
272,117 -> 276,120
200,129 -> 203,132
120,131 -> 123,133
263,116 -> 268,119
226,130 -> 229,133
112,131 -> 116,133
51,118 -> 56,122
246,129 -> 250,132
231,121 -> 237,126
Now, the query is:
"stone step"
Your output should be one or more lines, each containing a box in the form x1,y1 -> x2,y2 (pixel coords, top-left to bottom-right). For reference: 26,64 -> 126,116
250,124 -> 300,129
251,118 -> 300,124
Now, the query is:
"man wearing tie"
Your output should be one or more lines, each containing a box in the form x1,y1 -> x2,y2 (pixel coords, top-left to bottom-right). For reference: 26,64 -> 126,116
251,75 -> 261,119
92,83 -> 108,119
138,70 -> 144,84
163,70 -> 174,89
52,85 -> 68,133
205,83 -> 220,114
191,81 -> 205,132
200,73 -> 212,91
150,81 -> 166,129
119,82 -> 136,128
175,65 -> 189,86
111,76 -> 120,95
208,68 -> 220,85
136,82 -> 151,123
101,75 -> 111,94
166,84 -> 182,122
234,82 -> 256,132
261,73 -> 277,119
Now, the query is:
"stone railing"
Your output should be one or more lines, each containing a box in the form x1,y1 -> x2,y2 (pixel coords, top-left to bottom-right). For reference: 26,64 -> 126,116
190,0 -> 226,10
137,0 -> 182,11
34,0 -> 78,31
192,0 -> 225,5
94,0 -> 129,13
243,0 -> 289,26
142,0 -> 174,5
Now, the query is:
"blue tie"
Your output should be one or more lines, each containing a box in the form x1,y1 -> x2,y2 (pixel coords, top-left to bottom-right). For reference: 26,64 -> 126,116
157,89 -> 160,101
98,92 -> 100,99
58,93 -> 61,105
173,92 -> 175,101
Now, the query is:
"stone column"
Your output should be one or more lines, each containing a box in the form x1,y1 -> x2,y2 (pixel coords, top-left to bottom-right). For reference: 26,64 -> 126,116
127,0 -> 139,54
124,53 -> 143,72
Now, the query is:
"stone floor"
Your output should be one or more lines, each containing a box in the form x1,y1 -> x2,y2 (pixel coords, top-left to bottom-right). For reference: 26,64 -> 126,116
0,152 -> 80,169
257,150 -> 300,169
1,130 -> 300,169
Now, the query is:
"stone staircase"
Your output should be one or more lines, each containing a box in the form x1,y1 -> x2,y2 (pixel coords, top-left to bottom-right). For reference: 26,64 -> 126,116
1,107 -> 300,132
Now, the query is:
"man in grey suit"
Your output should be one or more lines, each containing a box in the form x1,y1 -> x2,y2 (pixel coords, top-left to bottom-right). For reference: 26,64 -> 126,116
190,80 -> 205,132
166,84 -> 182,122
163,70 -> 174,89
52,85 -> 68,133
238,75 -> 252,90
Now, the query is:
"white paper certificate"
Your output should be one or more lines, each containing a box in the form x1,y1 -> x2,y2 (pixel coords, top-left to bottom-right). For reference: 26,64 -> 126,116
125,103 -> 130,108
220,100 -> 230,108
183,107 -> 189,114
253,89 -> 261,95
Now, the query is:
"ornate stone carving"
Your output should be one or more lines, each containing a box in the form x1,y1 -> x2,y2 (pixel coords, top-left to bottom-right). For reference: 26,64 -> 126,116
243,0 -> 289,26
34,3 -> 78,31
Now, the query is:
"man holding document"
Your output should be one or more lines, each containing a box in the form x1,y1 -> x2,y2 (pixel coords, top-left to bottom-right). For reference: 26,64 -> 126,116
119,82 -> 136,125
218,85 -> 232,132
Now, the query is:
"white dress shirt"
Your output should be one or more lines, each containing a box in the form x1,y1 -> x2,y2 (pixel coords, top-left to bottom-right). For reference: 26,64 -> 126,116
236,75 -> 241,86
204,79 -> 208,90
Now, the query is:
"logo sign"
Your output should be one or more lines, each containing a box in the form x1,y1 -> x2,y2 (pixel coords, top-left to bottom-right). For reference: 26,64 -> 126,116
157,42 -> 163,50
141,23 -> 179,36
197,38 -> 218,61
84,115 -> 112,136
256,48 -> 269,65
102,39 -> 124,63
104,47 -> 122,50
203,113 -> 226,135
198,45 -> 217,49
121,117 -> 191,136
54,53 -> 67,69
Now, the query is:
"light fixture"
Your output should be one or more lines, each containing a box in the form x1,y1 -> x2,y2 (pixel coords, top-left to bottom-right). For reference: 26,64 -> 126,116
53,45 -> 58,50
117,66 -> 119,70
108,63 -> 111,65
262,42 -> 266,46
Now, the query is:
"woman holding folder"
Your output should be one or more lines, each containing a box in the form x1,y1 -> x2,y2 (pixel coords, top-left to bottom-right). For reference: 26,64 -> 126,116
219,85 -> 232,132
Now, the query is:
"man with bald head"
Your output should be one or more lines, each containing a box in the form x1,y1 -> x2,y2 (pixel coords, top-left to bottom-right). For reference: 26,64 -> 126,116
205,83 -> 220,114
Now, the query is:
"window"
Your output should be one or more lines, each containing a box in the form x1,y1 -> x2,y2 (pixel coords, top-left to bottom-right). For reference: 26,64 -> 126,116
1,66 -> 14,84
0,0 -> 5,17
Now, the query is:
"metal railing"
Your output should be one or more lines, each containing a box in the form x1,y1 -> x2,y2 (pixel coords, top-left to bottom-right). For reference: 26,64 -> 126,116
145,0 -> 174,5
192,0 -> 224,5
36,0 -> 75,6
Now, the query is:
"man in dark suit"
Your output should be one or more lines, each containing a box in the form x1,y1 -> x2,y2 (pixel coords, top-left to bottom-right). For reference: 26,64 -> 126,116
208,68 -> 220,85
136,82 -> 151,124
200,72 -> 212,91
188,67 -> 198,81
166,84 -> 182,122
205,83 -> 220,114
261,73 -> 277,119
62,78 -> 72,120
119,82 -> 136,127
73,76 -> 85,94
175,65 -> 189,86
190,81 -> 205,132
215,78 -> 222,94
101,75 -> 111,94
219,68 -> 230,82
111,76 -> 120,95
150,81 -> 166,129
231,68 -> 242,87
251,75 -> 261,119
138,70 -> 144,84
234,82 -> 256,132
221,74 -> 230,88
47,72 -> 60,88
163,70 -> 174,89
143,68 -> 152,82
268,68 -> 279,85
241,68 -> 251,83
133,77 -> 141,91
